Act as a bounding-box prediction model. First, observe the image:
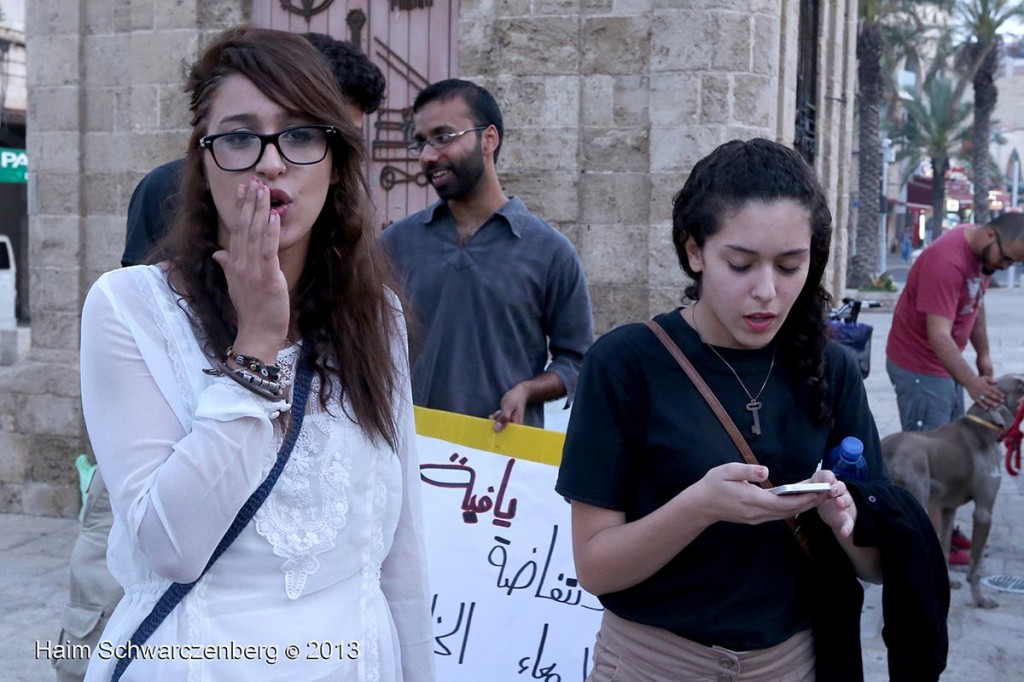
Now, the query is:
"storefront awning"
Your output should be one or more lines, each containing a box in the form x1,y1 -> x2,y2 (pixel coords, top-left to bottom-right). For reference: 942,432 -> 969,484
906,175 -> 974,209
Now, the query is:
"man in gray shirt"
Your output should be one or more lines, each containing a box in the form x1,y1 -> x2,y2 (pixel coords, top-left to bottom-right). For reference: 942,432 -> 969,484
381,79 -> 593,431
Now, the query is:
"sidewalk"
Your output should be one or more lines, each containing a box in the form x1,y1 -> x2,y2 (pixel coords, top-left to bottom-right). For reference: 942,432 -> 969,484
3,288 -> 1024,680
854,287 -> 1024,680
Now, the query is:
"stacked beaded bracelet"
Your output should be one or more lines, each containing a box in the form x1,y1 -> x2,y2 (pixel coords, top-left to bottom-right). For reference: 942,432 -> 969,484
212,359 -> 283,400
225,346 -> 281,381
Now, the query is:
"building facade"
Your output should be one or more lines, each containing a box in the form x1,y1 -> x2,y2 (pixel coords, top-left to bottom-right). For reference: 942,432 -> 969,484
4,0 -> 857,516
0,0 -> 28,335
993,42 -> 1024,212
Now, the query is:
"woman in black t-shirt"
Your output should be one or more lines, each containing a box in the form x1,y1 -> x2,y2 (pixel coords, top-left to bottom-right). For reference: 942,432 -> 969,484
557,139 -> 884,681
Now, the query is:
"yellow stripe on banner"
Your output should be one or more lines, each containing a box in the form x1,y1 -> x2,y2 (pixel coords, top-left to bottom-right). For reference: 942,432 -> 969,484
413,406 -> 565,466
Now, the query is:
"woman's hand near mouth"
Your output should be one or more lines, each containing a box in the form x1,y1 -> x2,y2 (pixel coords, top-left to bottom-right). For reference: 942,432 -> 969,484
212,177 -> 291,364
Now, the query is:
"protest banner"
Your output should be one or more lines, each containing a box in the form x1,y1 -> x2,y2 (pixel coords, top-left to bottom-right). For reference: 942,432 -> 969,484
416,407 -> 603,681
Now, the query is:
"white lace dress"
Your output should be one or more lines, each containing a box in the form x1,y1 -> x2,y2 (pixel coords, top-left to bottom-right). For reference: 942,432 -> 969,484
80,266 -> 434,682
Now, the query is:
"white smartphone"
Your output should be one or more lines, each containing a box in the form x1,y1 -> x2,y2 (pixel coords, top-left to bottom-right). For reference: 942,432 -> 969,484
769,482 -> 832,496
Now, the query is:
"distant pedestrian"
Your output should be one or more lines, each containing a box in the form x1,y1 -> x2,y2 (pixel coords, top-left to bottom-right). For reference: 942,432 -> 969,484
380,79 -> 593,431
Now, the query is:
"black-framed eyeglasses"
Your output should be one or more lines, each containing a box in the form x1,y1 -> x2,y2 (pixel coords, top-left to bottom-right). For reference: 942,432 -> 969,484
992,229 -> 1018,267
199,125 -> 337,172
407,126 -> 487,157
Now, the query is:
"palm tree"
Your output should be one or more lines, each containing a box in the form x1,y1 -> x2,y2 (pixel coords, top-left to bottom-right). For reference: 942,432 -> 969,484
956,0 -> 1024,224
852,0 -> 952,288
896,75 -> 973,229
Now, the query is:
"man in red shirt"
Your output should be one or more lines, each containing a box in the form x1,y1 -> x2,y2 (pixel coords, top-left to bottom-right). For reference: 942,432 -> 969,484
886,213 -> 1024,561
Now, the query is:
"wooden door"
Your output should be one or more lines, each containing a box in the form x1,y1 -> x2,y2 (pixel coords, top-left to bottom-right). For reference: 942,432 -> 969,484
253,0 -> 459,229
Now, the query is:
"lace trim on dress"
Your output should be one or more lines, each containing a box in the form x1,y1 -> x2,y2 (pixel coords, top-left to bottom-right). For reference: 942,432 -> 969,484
254,348 -> 357,600
357,452 -> 380,682
364,480 -> 389,682
135,269 -> 196,414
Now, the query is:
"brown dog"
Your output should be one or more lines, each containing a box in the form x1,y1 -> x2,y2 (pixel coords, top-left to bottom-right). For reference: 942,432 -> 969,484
882,373 -> 1024,609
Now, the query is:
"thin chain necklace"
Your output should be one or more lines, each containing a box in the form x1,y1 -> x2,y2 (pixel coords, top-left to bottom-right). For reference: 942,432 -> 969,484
691,303 -> 775,436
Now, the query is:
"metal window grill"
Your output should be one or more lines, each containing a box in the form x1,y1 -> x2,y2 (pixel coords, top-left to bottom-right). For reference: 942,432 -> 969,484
794,0 -> 820,165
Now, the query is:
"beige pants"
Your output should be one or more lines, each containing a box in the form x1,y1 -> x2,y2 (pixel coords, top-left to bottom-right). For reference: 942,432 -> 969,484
55,471 -> 124,682
588,610 -> 815,682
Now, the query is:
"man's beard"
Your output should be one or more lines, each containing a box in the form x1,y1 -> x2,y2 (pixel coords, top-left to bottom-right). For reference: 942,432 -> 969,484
980,243 -> 998,275
430,141 -> 486,201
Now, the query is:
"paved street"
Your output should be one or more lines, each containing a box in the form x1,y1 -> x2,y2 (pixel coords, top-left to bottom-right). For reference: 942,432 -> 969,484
3,288 -> 1024,680
853,287 -> 1024,681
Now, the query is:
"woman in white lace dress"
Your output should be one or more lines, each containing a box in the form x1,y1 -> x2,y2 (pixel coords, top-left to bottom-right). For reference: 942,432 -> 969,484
80,28 -> 434,681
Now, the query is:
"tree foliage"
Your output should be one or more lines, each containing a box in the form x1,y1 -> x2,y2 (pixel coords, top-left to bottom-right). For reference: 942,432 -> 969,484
896,75 -> 973,229
851,0 -> 953,288
955,0 -> 1024,223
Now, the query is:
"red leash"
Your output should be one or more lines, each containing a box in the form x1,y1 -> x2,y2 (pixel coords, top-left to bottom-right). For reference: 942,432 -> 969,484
1005,401 -> 1024,477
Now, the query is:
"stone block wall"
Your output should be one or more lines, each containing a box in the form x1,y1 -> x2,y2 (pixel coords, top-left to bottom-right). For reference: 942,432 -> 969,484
9,0 -> 856,516
2,0 -> 249,516
462,0 -> 855,331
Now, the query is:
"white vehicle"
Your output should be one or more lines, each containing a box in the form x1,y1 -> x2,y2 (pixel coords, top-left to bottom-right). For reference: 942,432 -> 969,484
0,235 -> 16,330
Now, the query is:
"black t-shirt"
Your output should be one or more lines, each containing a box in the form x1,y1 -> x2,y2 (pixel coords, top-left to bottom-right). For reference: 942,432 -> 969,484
122,158 -> 185,267
555,308 -> 885,651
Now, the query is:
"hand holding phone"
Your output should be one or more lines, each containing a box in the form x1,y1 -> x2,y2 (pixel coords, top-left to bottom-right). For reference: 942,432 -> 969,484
769,482 -> 832,496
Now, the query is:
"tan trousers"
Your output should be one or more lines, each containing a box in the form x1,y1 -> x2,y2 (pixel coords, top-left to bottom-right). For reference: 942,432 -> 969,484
55,471 -> 124,682
587,610 -> 815,682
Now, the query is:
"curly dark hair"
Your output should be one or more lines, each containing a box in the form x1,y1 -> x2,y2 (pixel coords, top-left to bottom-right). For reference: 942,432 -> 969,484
300,32 -> 386,115
671,138 -> 834,424
158,27 -> 402,449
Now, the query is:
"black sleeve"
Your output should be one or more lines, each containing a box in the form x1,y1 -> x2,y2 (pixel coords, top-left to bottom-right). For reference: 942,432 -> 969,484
555,329 -> 644,510
825,342 -> 889,484
122,159 -> 185,267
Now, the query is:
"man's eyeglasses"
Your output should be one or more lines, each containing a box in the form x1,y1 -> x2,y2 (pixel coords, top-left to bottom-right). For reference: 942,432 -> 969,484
199,125 -> 337,172
992,230 -> 1018,267
407,126 -> 487,157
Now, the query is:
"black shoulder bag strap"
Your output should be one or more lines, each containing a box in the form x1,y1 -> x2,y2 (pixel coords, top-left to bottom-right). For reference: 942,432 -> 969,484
111,340 -> 316,681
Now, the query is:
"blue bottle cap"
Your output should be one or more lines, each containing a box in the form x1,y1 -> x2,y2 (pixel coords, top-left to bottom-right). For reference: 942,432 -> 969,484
839,436 -> 864,456
839,436 -> 864,461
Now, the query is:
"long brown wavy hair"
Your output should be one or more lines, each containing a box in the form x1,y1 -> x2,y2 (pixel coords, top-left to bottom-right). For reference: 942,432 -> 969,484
156,26 -> 402,450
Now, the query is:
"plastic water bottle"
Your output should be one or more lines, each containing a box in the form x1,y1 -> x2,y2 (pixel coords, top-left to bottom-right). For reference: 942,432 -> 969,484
828,436 -> 868,481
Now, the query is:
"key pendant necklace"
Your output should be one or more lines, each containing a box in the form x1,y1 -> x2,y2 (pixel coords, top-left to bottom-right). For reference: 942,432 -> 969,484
704,344 -> 775,435
691,304 -> 776,436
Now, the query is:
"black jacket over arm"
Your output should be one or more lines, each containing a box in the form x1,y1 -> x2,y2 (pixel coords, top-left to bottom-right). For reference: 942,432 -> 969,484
804,480 -> 949,682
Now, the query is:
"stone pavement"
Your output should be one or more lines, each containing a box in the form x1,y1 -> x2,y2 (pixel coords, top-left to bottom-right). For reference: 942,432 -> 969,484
3,288 -> 1024,681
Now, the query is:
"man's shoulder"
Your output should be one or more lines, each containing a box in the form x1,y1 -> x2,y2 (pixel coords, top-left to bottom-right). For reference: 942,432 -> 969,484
507,202 -> 579,256
133,159 -> 186,197
385,210 -> 428,232
380,204 -> 440,244
915,228 -> 971,272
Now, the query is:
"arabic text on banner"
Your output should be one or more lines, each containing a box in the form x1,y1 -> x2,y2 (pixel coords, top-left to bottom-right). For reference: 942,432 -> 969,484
416,407 -> 603,681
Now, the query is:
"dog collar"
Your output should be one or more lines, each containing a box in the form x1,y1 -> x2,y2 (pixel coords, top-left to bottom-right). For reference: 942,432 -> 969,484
966,413 -> 1003,434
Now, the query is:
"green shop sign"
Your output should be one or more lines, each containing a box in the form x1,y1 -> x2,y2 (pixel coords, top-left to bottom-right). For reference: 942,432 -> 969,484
0,148 -> 28,184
